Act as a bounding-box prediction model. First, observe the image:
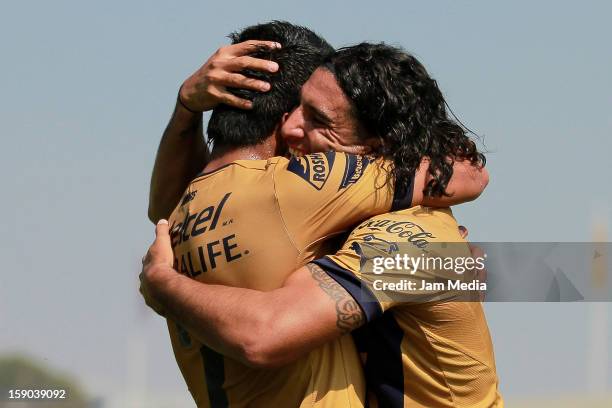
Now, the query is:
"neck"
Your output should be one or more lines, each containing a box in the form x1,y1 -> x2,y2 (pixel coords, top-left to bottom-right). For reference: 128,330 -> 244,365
203,143 -> 276,173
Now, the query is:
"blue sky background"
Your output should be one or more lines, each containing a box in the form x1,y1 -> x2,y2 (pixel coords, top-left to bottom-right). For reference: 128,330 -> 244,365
1,0 -> 611,406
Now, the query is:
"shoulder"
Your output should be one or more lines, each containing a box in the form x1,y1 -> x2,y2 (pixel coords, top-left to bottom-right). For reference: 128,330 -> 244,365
274,151 -> 385,188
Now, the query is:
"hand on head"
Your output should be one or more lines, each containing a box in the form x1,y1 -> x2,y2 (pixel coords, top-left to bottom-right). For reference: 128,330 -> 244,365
179,41 -> 281,112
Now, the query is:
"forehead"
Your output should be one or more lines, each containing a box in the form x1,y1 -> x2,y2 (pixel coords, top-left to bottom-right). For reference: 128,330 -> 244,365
300,67 -> 353,121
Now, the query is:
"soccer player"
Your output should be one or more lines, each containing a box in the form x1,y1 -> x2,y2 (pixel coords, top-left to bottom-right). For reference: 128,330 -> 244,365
143,42 -> 501,407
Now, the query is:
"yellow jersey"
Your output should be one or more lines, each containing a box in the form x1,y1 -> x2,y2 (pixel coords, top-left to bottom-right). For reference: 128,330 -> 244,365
314,207 -> 503,408
167,152 -> 415,408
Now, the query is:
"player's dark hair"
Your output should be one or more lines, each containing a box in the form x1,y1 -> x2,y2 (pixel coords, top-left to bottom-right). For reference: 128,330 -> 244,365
325,43 -> 485,197
207,21 -> 334,150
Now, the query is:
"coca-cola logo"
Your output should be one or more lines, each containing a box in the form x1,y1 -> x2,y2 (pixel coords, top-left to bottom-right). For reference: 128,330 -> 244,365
356,219 -> 435,249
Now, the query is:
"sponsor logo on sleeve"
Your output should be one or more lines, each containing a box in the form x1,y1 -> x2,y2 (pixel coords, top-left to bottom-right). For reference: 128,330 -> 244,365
339,154 -> 370,189
287,151 -> 335,190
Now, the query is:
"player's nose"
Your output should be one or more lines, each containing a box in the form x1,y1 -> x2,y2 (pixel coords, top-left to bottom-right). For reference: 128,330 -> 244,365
280,106 -> 305,142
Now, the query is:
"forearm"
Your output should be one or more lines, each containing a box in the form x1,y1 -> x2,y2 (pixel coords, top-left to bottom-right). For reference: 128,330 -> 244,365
440,159 -> 489,202
148,98 -> 209,222
145,264 -> 359,368
413,158 -> 489,206
148,266 -> 266,364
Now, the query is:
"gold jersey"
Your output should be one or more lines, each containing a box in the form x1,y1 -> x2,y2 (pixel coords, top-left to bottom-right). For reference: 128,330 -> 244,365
314,207 -> 503,408
167,152 -> 414,408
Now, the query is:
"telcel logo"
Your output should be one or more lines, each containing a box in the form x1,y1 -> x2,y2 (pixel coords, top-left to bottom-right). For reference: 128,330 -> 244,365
170,192 -> 231,248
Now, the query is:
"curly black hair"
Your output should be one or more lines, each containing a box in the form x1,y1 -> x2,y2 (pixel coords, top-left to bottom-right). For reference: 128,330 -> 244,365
325,43 -> 485,197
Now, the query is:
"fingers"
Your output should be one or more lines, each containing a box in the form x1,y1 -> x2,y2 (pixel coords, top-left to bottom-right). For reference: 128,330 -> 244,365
155,219 -> 170,244
209,69 -> 272,110
139,276 -> 167,317
217,92 -> 253,109
332,144 -> 372,155
477,265 -> 487,285
468,243 -> 484,261
142,219 -> 175,269
468,243 -> 487,302
224,56 -> 279,73
225,40 -> 281,57
220,72 -> 271,92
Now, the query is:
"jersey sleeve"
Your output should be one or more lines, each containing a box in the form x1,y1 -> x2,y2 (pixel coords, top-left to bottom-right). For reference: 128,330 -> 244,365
312,240 -> 390,321
272,151 -> 415,257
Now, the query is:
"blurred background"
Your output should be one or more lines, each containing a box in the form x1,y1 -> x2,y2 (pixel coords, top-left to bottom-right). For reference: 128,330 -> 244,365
1,0 -> 610,406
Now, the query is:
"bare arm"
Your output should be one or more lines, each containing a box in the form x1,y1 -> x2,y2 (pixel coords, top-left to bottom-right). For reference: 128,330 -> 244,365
147,41 -> 281,222
144,263 -> 363,369
148,102 -> 208,223
141,220 -> 485,367
412,159 -> 489,207
140,223 -> 364,368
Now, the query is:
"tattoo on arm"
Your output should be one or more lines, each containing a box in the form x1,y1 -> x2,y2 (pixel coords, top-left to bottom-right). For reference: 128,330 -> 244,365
306,263 -> 365,334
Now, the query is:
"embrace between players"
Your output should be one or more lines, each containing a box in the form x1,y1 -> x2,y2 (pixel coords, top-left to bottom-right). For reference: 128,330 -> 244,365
140,21 -> 503,408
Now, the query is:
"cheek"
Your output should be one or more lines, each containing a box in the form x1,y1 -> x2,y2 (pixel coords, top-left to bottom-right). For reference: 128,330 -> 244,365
305,130 -> 337,153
